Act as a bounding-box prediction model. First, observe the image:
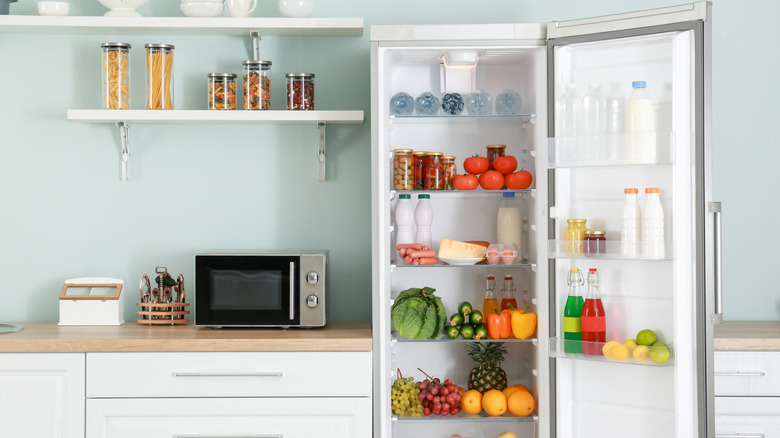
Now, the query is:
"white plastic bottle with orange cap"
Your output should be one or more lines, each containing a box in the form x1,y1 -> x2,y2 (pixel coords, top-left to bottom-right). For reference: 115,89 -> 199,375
642,187 -> 665,259
620,188 -> 642,257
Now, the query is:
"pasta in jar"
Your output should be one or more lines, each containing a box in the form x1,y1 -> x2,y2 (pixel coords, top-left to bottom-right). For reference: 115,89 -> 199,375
145,43 -> 174,110
208,73 -> 237,110
243,60 -> 271,110
101,42 -> 131,110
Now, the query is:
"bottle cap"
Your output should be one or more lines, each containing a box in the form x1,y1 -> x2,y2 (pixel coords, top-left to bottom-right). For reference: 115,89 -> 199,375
503,191 -> 515,198
418,194 -> 430,199
589,268 -> 597,273
399,194 -> 411,199
567,218 -> 586,223
645,187 -> 660,194
624,188 -> 638,194
632,81 -> 647,88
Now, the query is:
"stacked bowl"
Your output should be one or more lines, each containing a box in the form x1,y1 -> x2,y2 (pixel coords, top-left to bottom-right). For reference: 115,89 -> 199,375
181,0 -> 224,17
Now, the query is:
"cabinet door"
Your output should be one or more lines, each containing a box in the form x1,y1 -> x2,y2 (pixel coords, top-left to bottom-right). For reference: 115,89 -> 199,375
0,353 -> 85,438
86,397 -> 372,438
715,351 -> 780,396
716,396 -> 780,437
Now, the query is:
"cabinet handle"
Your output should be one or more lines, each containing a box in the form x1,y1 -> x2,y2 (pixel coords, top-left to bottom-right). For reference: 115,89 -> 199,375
173,435 -> 283,438
172,372 -> 284,377
714,371 -> 766,377
715,434 -> 765,438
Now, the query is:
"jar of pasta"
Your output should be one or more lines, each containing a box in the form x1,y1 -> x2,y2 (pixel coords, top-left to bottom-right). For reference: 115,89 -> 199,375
208,73 -> 237,110
101,42 -> 131,110
243,60 -> 271,110
286,73 -> 314,110
145,43 -> 174,110
393,149 -> 414,191
424,152 -> 445,190
442,155 -> 456,190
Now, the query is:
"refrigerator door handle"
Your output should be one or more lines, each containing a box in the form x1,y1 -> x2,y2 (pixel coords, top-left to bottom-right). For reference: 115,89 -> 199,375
710,201 -> 723,324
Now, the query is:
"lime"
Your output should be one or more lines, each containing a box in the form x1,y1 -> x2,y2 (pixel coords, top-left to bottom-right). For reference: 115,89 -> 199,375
636,329 -> 657,346
649,344 -> 670,365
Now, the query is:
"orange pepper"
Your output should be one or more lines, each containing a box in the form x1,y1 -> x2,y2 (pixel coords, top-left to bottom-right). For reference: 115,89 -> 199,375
486,309 -> 512,339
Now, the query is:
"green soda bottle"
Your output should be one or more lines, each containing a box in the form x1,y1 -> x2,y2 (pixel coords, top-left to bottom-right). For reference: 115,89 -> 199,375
563,267 -> 585,354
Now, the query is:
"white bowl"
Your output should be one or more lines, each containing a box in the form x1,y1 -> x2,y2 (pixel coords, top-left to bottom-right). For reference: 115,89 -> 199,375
181,1 -> 223,17
98,0 -> 149,17
278,0 -> 314,17
182,0 -> 223,3
38,1 -> 69,16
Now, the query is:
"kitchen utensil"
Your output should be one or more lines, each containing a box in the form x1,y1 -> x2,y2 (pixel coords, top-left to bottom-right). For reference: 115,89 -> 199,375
98,0 -> 149,17
278,0 -> 314,17
137,267 -> 189,325
181,1 -> 223,17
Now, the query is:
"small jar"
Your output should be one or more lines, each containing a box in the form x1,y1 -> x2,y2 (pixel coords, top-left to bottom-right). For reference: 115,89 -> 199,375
286,73 -> 314,110
393,149 -> 414,191
243,60 -> 271,110
442,155 -> 456,190
486,144 -> 507,170
207,73 -> 237,110
101,42 -> 131,110
564,218 -> 588,257
412,151 -> 428,190
145,43 -> 175,110
585,230 -> 607,255
424,152 -> 445,190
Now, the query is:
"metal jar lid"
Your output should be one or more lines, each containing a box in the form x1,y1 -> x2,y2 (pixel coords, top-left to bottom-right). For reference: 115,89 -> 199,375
243,60 -> 272,67
101,42 -> 131,49
207,73 -> 237,79
585,230 -> 606,236
145,43 -> 175,49
285,73 -> 315,78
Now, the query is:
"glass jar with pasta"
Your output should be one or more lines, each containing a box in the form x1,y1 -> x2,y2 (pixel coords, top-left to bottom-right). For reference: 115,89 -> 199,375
208,73 -> 237,110
145,43 -> 174,110
101,42 -> 131,110
243,60 -> 271,110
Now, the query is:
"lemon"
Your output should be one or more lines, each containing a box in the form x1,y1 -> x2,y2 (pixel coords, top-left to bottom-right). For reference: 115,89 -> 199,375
623,339 -> 637,354
602,340 -> 619,357
610,344 -> 630,361
633,345 -> 650,362
636,329 -> 657,346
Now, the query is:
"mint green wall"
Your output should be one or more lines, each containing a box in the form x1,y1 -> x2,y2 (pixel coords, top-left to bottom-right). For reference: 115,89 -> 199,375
0,0 -> 757,322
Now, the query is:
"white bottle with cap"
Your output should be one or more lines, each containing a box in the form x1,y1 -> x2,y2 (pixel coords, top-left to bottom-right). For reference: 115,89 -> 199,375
414,194 -> 433,250
642,187 -> 665,259
620,188 -> 642,257
395,194 -> 414,263
626,80 -> 657,163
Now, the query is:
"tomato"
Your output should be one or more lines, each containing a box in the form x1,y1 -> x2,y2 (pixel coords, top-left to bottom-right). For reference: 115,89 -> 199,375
463,156 -> 489,175
478,170 -> 505,190
493,155 -> 518,175
506,170 -> 533,190
453,174 -> 479,190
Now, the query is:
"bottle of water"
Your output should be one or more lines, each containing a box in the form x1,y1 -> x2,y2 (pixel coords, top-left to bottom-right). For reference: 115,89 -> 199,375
626,81 -> 656,163
581,81 -> 606,161
414,194 -> 433,250
395,194 -> 414,263
557,83 -> 580,162
620,188 -> 642,258
606,83 -> 625,160
642,187 -> 665,259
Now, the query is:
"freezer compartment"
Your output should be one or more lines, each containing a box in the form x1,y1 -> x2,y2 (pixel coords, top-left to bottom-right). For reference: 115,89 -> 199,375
549,338 -> 674,367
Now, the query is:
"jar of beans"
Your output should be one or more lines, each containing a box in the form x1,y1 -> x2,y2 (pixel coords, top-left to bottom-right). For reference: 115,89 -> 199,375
243,60 -> 271,110
286,73 -> 314,110
486,144 -> 506,170
412,151 -> 428,190
207,73 -> 237,110
393,149 -> 414,191
442,155 -> 456,190
424,152 -> 445,190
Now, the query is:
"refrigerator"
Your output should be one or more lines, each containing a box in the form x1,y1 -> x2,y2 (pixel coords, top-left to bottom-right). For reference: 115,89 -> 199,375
370,2 -> 715,438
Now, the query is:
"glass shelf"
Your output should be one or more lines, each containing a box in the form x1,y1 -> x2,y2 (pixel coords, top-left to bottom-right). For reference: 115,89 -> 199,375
393,413 -> 539,422
391,189 -> 535,198
549,338 -> 674,367
392,335 -> 537,344
547,132 -> 674,168
392,261 -> 534,269
547,240 -> 673,261
390,114 -> 536,124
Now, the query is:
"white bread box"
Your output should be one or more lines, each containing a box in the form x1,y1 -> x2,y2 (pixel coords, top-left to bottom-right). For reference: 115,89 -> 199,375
59,277 -> 125,326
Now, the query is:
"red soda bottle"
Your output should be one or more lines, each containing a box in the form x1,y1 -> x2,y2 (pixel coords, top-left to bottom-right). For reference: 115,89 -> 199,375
499,275 -> 518,311
581,268 -> 606,355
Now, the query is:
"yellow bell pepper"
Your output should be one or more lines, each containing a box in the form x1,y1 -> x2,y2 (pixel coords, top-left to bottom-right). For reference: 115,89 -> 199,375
510,304 -> 537,340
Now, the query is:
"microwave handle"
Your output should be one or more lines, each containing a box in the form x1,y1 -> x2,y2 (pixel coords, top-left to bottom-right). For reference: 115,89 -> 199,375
289,262 -> 295,320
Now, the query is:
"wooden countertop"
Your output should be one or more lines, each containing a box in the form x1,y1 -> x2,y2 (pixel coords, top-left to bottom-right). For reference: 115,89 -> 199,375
715,321 -> 780,351
0,321 -> 372,353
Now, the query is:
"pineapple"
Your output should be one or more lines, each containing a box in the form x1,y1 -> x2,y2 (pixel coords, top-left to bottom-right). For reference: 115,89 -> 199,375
466,342 -> 508,393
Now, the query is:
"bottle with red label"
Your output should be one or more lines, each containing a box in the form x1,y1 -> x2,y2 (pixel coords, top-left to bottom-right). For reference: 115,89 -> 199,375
499,274 -> 518,311
581,267 -> 606,355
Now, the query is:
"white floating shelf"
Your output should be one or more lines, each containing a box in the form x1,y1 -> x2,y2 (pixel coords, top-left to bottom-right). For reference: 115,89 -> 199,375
0,15 -> 363,36
67,109 -> 364,124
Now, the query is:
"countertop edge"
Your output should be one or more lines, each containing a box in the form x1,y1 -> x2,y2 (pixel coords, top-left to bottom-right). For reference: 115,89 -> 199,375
714,321 -> 780,351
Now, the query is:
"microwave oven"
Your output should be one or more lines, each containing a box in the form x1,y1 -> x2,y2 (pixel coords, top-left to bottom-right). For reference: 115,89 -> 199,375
194,251 -> 327,328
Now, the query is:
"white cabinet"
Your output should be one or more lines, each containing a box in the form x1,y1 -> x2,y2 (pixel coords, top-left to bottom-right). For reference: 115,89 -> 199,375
0,353 -> 85,438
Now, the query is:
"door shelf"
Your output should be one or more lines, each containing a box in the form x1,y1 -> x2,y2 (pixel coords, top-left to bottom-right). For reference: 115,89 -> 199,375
549,338 -> 674,367
547,240 -> 673,261
547,132 -> 674,168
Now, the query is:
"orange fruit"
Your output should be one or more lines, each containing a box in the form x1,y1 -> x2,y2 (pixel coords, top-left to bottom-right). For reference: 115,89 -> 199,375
481,389 -> 507,416
513,384 -> 530,393
460,389 -> 483,415
507,389 -> 535,417
502,386 -> 520,399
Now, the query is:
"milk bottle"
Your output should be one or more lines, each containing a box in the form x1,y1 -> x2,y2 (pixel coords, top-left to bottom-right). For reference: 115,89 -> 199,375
626,81 -> 656,163
496,192 -> 522,256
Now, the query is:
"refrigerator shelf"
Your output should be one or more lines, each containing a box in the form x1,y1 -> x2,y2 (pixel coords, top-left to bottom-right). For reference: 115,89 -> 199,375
392,335 -> 538,344
391,189 -> 535,198
392,261 -> 534,269
392,413 -> 539,422
547,240 -> 673,261
548,338 -> 674,367
390,114 -> 536,124
547,132 -> 674,168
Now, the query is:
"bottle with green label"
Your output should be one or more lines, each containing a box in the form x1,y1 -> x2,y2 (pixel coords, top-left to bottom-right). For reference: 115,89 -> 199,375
563,267 -> 585,354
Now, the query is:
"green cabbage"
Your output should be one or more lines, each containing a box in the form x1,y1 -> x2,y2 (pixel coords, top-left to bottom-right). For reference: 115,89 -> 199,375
391,287 -> 446,340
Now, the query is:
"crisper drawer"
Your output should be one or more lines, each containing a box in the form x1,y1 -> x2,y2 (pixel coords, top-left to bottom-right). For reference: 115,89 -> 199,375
86,397 -> 372,438
716,396 -> 780,438
715,351 -> 780,396
86,351 -> 371,397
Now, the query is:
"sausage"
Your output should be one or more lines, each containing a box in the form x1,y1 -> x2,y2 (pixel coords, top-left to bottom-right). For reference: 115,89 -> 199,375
407,250 -> 436,259
396,243 -> 423,251
416,257 -> 439,265
404,255 -> 413,264
398,248 -> 407,258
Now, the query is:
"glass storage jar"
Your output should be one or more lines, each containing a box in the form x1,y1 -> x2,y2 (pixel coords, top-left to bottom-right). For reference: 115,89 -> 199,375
393,149 -> 414,191
145,43 -> 174,110
101,42 -> 131,110
424,152 -> 445,190
243,60 -> 271,110
208,73 -> 237,110
286,73 -> 314,110
412,151 -> 428,190
486,144 -> 506,170
564,218 -> 588,257
584,230 -> 606,255
442,155 -> 456,190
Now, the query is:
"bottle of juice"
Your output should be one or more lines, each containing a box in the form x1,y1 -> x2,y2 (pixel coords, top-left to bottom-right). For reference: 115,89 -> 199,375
563,267 -> 585,354
581,268 -> 606,355
499,275 -> 517,311
483,275 -> 499,318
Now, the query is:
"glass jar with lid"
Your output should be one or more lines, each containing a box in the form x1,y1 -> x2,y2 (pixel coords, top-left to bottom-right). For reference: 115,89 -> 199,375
286,73 -> 314,110
442,155 -> 456,190
393,149 -> 414,191
145,43 -> 175,110
412,151 -> 428,190
584,230 -> 606,255
207,73 -> 237,110
564,218 -> 588,256
424,152 -> 445,190
243,60 -> 271,110
486,144 -> 507,170
101,42 -> 131,110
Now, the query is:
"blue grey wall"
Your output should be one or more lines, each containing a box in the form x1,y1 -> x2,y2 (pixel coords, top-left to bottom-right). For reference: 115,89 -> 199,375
0,0 -> 762,322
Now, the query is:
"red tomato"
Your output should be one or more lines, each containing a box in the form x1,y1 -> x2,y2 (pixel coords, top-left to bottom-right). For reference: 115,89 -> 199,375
453,174 -> 479,190
478,170 -> 505,190
463,156 -> 489,175
493,155 -> 518,175
506,170 -> 533,190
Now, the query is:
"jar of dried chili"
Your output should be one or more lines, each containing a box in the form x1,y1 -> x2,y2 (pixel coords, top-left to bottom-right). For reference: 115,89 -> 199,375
425,152 -> 445,190
243,60 -> 271,110
286,73 -> 314,110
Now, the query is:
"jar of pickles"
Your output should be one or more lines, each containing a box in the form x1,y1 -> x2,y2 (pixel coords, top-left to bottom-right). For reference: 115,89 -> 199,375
443,155 -> 456,190
145,43 -> 174,110
286,73 -> 314,110
424,152 -> 445,190
393,149 -> 414,190
243,60 -> 271,110
208,73 -> 237,110
486,144 -> 506,170
101,42 -> 131,110
412,151 -> 428,190
564,218 -> 588,256
585,230 -> 607,255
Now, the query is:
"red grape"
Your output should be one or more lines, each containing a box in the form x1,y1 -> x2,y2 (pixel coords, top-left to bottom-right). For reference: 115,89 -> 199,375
423,408 -> 431,416
444,379 -> 453,386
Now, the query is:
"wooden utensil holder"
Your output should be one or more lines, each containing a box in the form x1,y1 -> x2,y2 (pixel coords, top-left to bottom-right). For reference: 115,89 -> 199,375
136,302 -> 190,325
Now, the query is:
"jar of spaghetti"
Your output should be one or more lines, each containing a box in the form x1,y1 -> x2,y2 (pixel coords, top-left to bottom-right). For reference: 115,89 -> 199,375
564,218 -> 588,257
286,73 -> 314,110
584,230 -> 607,255
412,151 -> 428,190
486,144 -> 506,170
101,42 -> 131,110
145,44 -> 174,110
442,155 -> 456,190
207,73 -> 237,110
424,152 -> 445,190
393,149 -> 414,191
243,60 -> 271,110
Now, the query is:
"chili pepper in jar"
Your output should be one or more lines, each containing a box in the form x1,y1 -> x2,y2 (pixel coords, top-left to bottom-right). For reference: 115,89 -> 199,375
286,73 -> 314,110
424,152 -> 445,190
412,151 -> 428,190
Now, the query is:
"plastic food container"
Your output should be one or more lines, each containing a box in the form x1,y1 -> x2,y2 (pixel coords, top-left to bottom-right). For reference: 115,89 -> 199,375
101,42 -> 131,110
207,73 -> 237,110
486,243 -> 517,265
145,43 -> 174,110
393,149 -> 414,190
286,73 -> 314,110
243,60 -> 271,110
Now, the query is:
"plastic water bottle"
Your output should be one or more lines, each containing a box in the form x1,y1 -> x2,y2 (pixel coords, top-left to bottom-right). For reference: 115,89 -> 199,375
605,84 -> 625,160
558,83 -> 580,162
582,81 -> 606,160
496,192 -> 522,256
395,194 -> 414,263
626,81 -> 656,163
620,188 -> 642,258
414,194 -> 433,250
642,187 -> 665,259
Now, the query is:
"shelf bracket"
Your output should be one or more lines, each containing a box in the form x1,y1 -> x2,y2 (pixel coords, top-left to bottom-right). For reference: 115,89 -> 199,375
117,121 -> 130,181
318,121 -> 326,182
250,30 -> 261,61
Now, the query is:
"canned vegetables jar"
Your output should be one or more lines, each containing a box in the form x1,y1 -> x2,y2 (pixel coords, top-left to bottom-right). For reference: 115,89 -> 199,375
393,149 -> 414,191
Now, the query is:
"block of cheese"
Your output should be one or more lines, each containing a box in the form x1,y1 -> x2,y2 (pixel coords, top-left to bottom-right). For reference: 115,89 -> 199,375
437,238 -> 488,259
